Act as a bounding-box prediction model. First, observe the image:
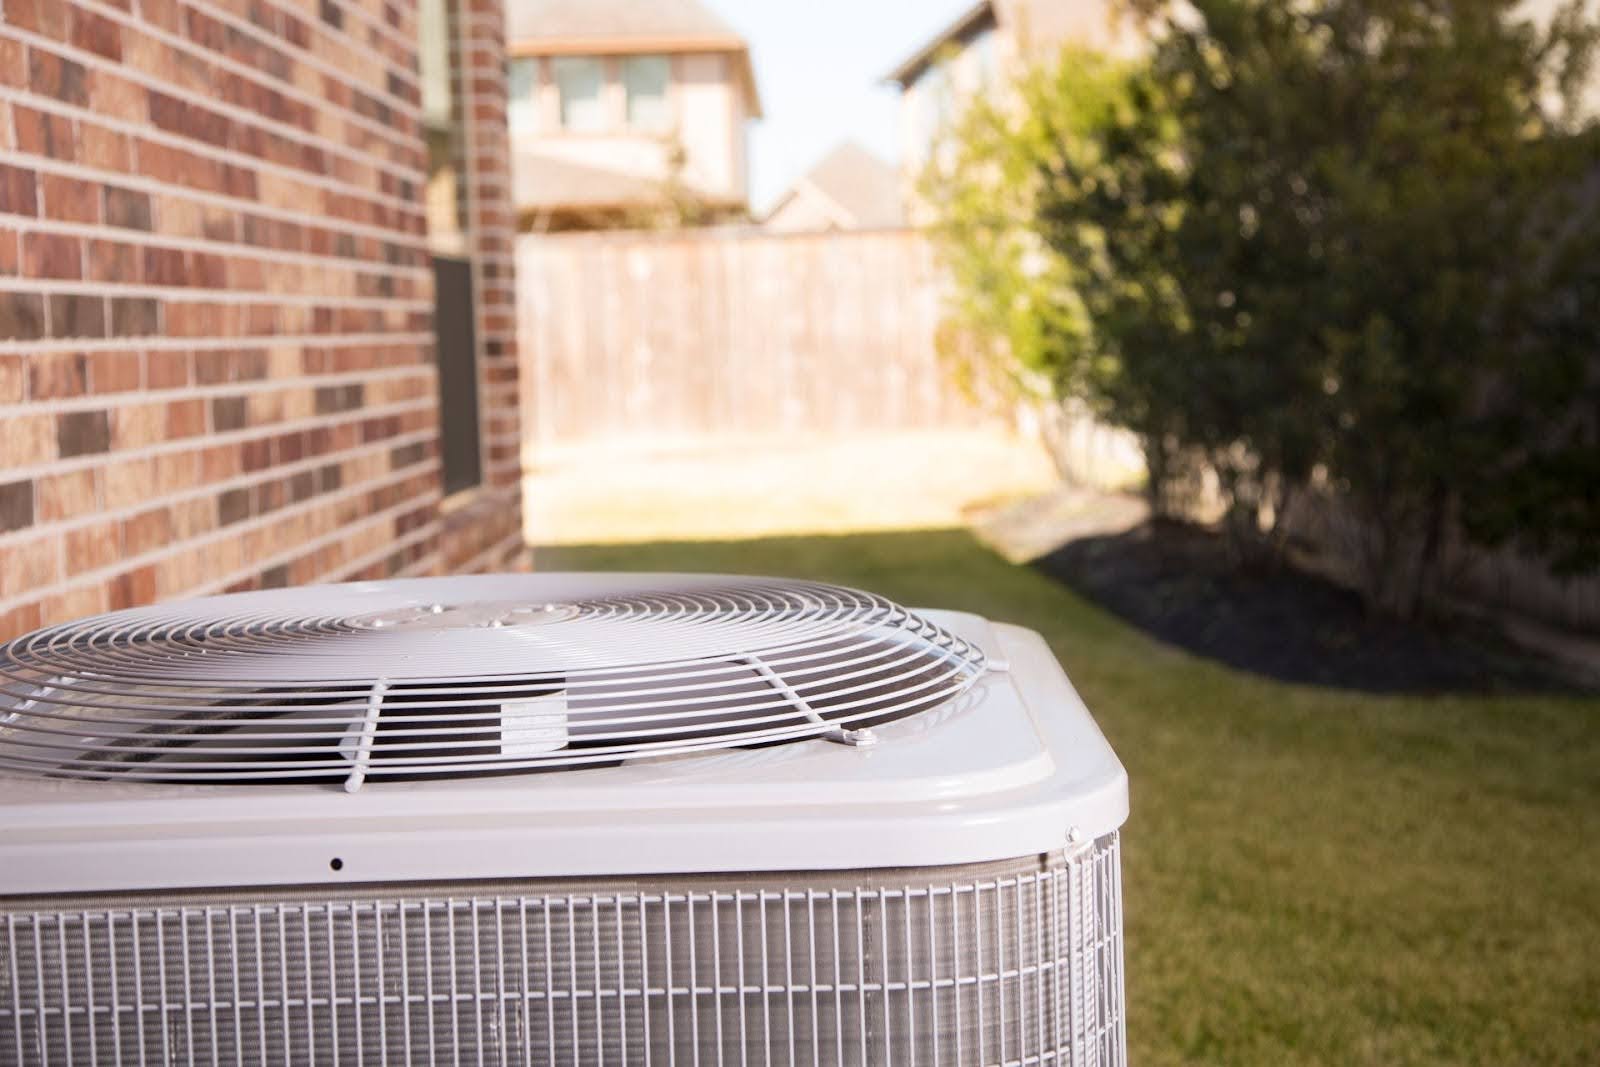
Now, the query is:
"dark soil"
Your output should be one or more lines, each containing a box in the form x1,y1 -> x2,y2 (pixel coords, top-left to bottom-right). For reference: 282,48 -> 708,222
1034,519 -> 1588,695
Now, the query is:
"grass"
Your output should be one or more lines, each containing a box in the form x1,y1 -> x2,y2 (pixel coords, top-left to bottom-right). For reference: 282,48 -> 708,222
546,529 -> 1600,1066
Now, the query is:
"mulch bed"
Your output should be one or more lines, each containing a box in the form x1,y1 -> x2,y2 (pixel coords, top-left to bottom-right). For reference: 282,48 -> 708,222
1034,519 -> 1588,694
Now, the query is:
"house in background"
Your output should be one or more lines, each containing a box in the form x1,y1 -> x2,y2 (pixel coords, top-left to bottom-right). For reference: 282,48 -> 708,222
886,0 -> 1139,211
505,0 -> 763,231
764,141 -> 905,232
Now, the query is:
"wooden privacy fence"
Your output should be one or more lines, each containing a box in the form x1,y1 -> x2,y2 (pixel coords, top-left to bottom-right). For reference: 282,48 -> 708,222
515,228 -> 985,451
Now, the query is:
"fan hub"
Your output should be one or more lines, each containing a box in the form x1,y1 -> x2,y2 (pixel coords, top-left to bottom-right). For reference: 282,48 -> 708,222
352,601 -> 581,631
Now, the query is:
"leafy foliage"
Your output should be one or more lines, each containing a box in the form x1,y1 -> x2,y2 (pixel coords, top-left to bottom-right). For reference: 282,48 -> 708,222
936,0 -> 1600,614
919,50 -> 1138,445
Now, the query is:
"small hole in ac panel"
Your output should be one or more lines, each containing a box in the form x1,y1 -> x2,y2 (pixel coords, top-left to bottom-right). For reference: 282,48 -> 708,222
329,858 -> 344,871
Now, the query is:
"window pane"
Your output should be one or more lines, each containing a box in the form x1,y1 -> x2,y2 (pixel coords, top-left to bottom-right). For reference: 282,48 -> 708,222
432,255 -> 482,495
623,55 -> 671,130
507,58 -> 538,133
972,28 -> 998,87
418,0 -> 452,128
553,57 -> 605,131
917,64 -> 951,147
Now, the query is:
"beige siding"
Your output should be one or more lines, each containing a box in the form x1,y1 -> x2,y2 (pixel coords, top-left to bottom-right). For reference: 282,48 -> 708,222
676,53 -> 741,199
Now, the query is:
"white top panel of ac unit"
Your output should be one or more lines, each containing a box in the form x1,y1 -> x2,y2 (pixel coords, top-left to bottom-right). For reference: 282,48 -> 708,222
0,583 -> 1127,893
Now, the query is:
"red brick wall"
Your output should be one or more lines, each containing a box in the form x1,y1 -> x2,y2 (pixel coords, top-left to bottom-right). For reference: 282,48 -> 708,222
0,0 -> 525,641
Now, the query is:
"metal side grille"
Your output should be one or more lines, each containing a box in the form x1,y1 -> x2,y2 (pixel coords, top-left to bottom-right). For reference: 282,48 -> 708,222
0,834 -> 1123,1066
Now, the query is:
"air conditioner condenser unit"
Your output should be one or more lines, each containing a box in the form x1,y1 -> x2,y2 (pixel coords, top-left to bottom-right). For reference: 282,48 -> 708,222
0,573 -> 1129,1065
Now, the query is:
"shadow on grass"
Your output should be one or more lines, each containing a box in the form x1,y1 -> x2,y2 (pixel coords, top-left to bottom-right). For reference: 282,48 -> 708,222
544,527 -> 1600,1066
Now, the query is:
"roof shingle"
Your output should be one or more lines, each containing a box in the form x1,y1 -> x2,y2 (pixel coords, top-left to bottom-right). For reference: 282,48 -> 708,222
507,0 -> 742,49
770,141 -> 904,230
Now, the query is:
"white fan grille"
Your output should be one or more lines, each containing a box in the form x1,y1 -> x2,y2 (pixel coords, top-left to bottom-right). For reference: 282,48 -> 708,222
0,575 -> 987,784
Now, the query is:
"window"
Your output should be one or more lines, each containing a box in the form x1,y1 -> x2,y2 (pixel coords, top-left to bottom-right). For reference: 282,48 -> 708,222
971,28 -> 999,88
432,255 -> 482,495
507,57 -> 538,133
418,0 -> 452,129
418,0 -> 464,252
421,0 -> 480,495
552,57 -> 605,131
917,63 -> 952,147
623,55 -> 671,130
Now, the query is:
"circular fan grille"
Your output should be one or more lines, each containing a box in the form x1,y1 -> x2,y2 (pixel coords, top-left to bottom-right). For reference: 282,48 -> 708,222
0,574 -> 987,785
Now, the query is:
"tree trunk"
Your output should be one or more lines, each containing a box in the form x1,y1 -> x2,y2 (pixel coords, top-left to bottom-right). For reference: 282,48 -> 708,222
1357,486 -> 1452,621
1142,432 -> 1172,518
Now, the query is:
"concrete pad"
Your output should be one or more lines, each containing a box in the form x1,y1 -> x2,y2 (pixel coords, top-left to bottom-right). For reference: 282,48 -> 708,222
521,428 -> 1059,546
970,487 -> 1149,564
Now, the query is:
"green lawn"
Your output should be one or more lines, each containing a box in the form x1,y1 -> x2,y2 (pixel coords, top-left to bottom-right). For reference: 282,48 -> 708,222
546,529 -> 1600,1066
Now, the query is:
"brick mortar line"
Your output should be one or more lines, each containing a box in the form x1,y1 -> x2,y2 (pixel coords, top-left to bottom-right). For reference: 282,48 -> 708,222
0,463 -> 444,616
393,552 -> 438,580
0,143 -> 436,252
243,509 -> 442,591
72,0 -> 427,160
0,80 -> 426,222
0,424 -> 438,550
0,361 -> 435,418
0,395 -> 437,482
186,0 -> 424,91
0,276 -> 432,311
458,34 -> 507,53
3,213 -> 433,283
0,330 -> 434,357
458,11 -> 506,30
438,527 -> 526,578
257,511 -> 444,588
192,471 -> 444,592
334,0 -> 423,58
173,0 -> 425,111
189,0 -> 425,95
6,31 -> 428,205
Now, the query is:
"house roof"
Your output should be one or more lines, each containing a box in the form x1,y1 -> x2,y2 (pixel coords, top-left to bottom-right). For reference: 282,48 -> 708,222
884,0 -> 1141,86
767,141 -> 904,230
507,0 -> 741,48
506,0 -> 763,116
884,0 -> 996,87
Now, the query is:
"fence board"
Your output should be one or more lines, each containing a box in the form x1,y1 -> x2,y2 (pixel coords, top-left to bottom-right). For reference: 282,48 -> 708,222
515,228 -> 982,451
